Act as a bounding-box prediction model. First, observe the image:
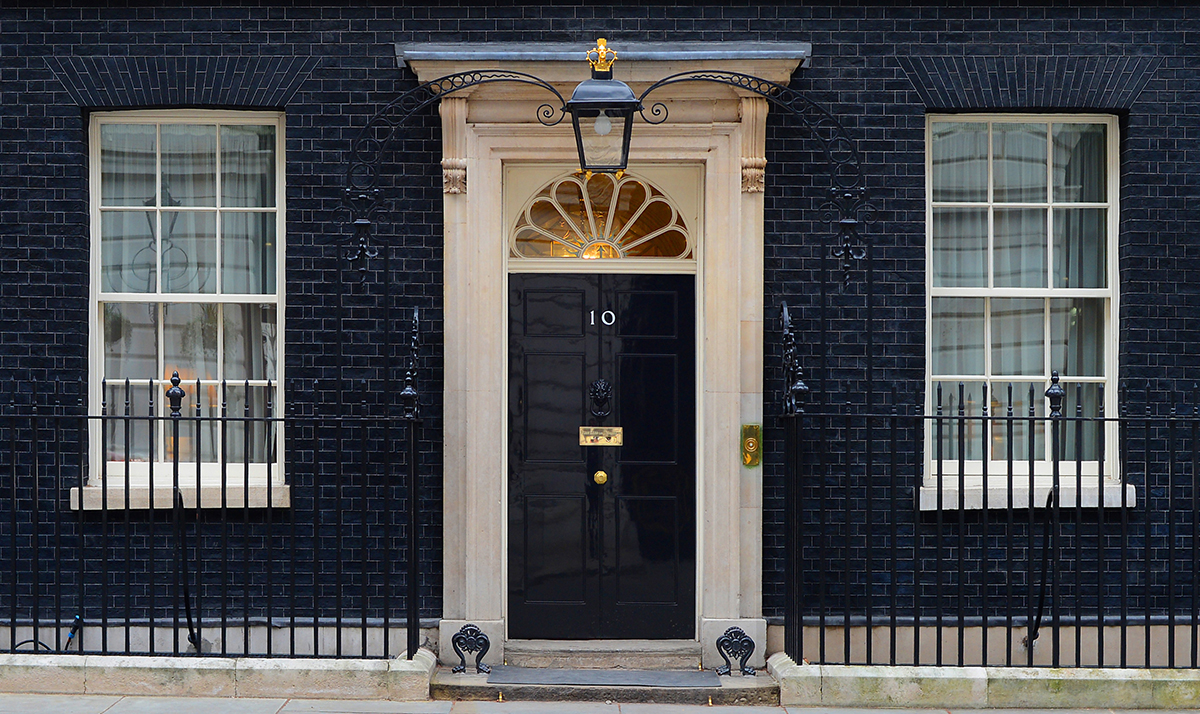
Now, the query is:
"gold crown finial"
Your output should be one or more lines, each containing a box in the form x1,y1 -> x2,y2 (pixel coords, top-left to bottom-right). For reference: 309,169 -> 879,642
587,38 -> 617,73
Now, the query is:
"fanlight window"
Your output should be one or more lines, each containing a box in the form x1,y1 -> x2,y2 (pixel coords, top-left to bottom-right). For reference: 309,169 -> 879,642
511,173 -> 692,260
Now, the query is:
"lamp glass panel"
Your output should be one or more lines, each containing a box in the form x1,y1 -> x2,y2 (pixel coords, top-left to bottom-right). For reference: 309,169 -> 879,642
580,112 -> 628,170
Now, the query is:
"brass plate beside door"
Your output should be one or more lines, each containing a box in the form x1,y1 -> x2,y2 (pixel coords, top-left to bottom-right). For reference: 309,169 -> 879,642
742,424 -> 761,467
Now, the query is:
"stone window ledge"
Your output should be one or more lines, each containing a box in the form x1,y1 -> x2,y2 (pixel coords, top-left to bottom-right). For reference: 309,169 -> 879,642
918,481 -> 1136,511
70,484 -> 290,511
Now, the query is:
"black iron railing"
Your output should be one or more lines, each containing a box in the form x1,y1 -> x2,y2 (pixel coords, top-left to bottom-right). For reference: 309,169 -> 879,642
782,370 -> 1200,668
1,370 -> 425,659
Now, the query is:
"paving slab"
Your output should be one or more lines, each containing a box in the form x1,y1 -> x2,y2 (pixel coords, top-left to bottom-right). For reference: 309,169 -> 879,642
620,704 -> 783,714
0,693 -> 122,714
105,696 -> 287,714
447,702 -> 615,713
280,700 -> 453,713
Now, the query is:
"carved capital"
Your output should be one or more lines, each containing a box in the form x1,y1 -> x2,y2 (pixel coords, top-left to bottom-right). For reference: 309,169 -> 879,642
739,96 -> 769,194
442,158 -> 467,194
439,97 -> 469,196
741,157 -> 766,193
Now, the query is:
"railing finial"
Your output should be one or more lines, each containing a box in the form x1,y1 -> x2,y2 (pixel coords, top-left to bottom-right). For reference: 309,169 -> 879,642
166,371 -> 186,417
1045,370 -> 1065,418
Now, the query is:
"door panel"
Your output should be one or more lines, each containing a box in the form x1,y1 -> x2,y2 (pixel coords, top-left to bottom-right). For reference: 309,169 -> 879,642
509,273 -> 695,639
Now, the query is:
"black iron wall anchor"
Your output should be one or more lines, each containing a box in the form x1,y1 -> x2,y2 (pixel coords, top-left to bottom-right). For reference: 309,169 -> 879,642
780,303 -> 810,417
715,626 -> 757,676
399,306 -> 421,421
451,623 -> 492,674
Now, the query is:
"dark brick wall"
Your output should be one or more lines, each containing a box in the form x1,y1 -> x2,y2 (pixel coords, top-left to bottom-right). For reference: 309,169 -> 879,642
1,1 -> 1199,634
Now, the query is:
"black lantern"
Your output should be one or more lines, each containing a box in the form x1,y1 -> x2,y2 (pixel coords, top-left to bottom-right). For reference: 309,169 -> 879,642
565,39 -> 642,173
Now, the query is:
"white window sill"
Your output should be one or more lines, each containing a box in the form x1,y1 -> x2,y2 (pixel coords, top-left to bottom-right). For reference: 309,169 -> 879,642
70,483 -> 290,511
918,480 -> 1137,511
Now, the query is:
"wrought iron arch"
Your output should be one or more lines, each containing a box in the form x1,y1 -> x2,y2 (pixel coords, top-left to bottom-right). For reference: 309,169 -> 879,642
342,70 -> 567,277
342,67 -> 871,283
635,70 -> 872,284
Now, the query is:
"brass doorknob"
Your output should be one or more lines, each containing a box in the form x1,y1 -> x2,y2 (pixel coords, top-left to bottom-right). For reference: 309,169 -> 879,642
593,470 -> 608,485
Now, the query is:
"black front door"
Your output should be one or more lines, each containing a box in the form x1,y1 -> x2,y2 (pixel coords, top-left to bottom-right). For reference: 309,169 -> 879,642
508,273 -> 696,639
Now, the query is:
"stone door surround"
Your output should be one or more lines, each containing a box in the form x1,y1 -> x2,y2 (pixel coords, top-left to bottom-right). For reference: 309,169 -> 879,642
397,41 -> 811,668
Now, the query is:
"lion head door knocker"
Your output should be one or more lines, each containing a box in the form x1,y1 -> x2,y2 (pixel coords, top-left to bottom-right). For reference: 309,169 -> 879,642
589,378 -> 613,419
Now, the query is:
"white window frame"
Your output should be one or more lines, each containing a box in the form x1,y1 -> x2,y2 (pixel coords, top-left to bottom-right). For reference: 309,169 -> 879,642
75,109 -> 287,510
921,113 -> 1131,510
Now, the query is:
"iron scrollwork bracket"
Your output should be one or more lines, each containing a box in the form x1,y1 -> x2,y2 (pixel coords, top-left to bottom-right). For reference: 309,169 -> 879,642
715,626 -> 757,676
638,70 -> 872,287
343,71 -> 567,278
451,623 -> 492,674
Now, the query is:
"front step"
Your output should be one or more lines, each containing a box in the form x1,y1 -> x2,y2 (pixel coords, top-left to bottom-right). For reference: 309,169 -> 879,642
503,639 -> 701,669
431,667 -> 779,705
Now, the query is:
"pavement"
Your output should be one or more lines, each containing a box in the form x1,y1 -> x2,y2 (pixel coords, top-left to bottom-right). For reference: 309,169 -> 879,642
0,698 -> 1157,714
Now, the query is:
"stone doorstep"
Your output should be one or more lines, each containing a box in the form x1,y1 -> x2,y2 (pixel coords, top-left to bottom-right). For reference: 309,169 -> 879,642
767,652 -> 1200,709
430,667 -> 779,706
0,649 -> 438,701
501,639 -> 703,670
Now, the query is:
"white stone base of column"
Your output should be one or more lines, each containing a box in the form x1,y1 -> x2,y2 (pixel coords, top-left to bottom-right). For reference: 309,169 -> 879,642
700,617 -> 767,670
437,619 -> 504,670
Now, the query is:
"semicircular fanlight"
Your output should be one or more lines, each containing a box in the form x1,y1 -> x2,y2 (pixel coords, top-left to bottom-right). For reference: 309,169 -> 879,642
511,172 -> 692,260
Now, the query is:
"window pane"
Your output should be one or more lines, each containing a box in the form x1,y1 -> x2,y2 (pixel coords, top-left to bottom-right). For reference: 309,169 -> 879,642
932,122 -> 988,202
222,385 -> 276,464
1060,382 -> 1103,462
161,211 -> 217,293
932,207 -> 987,287
100,124 -> 156,207
168,384 -> 217,466
932,298 -> 984,376
932,381 -> 986,462
994,208 -> 1047,288
1051,298 -> 1105,377
990,381 -> 1046,462
993,123 -> 1047,203
101,211 -> 156,293
991,298 -> 1044,376
1053,123 -> 1107,203
163,303 -> 218,382
1053,207 -> 1107,288
221,125 -> 277,208
161,125 -> 216,207
222,212 -> 276,294
224,304 -> 278,381
103,382 -> 156,463
103,302 -> 158,380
